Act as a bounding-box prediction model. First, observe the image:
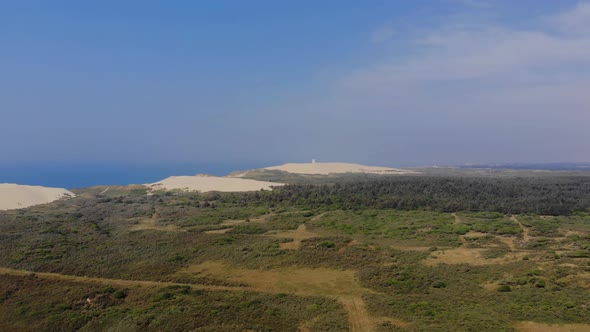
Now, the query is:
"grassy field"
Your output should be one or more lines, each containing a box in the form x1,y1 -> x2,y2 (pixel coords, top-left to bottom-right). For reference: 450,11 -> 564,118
1,185 -> 589,331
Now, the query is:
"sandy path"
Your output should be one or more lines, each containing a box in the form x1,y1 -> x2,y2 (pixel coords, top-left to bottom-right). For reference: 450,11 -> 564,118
339,296 -> 374,332
0,267 -> 251,293
511,215 -> 531,243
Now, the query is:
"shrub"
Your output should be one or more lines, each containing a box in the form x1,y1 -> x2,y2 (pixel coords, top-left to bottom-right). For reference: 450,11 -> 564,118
113,289 -> 128,299
317,241 -> 336,249
432,281 -> 446,288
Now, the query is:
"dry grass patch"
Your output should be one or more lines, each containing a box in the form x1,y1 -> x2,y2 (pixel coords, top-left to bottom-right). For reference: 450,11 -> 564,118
424,247 -> 527,266
557,272 -> 590,289
178,261 -> 370,297
515,321 -> 590,332
128,217 -> 181,232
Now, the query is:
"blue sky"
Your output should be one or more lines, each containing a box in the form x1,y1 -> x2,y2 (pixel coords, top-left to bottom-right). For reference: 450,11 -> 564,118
1,0 -> 589,167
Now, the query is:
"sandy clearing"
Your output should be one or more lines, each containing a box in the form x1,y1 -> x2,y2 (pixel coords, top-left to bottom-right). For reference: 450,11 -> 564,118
424,247 -> 527,266
179,261 -> 371,297
146,175 -> 284,193
262,162 -> 418,175
0,183 -> 75,211
515,322 -> 590,332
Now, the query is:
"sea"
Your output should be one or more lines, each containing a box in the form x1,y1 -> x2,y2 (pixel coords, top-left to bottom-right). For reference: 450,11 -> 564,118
0,162 -> 269,189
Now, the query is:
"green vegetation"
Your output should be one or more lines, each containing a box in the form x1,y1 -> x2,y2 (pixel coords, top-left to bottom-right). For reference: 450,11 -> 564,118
0,175 -> 589,331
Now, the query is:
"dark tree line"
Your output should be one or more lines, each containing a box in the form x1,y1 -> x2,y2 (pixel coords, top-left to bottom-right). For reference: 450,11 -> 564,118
214,176 -> 590,215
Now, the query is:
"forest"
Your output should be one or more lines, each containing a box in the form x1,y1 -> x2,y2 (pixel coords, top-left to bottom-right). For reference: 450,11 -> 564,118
219,176 -> 590,216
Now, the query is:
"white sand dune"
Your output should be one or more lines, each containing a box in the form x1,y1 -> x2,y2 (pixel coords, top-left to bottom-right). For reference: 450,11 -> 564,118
262,162 -> 417,175
0,184 -> 75,211
147,175 -> 284,192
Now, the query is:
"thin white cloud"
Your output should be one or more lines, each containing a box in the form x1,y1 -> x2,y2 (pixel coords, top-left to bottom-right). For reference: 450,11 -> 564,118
337,2 -> 590,113
263,2 -> 590,164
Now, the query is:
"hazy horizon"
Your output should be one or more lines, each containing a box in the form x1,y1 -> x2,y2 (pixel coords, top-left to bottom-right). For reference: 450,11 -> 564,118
2,1 -> 589,166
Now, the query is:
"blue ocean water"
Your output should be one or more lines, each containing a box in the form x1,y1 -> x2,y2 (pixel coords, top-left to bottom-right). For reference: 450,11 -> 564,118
0,162 -> 269,189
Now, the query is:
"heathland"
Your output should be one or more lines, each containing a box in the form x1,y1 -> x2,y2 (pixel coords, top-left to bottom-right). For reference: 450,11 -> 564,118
1,164 -> 589,331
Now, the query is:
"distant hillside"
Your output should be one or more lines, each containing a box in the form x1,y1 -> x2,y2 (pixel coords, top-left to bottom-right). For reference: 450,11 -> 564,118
457,163 -> 590,171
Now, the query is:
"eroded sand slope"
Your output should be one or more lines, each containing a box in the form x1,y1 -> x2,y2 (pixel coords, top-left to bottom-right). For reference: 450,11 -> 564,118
0,183 -> 75,210
263,162 -> 417,175
147,175 -> 284,192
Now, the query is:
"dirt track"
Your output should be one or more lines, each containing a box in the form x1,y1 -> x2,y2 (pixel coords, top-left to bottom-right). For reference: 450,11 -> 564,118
339,296 -> 373,332
0,264 -> 396,331
511,215 -> 531,243
0,267 -> 251,293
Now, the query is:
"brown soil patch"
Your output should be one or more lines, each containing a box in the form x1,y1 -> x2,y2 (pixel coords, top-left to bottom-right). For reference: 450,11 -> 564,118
515,321 -> 590,332
264,224 -> 318,250
424,248 -> 527,266
452,212 -> 463,224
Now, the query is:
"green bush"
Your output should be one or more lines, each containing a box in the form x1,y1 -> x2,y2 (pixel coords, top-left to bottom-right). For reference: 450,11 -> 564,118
317,241 -> 336,249
432,281 -> 446,288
